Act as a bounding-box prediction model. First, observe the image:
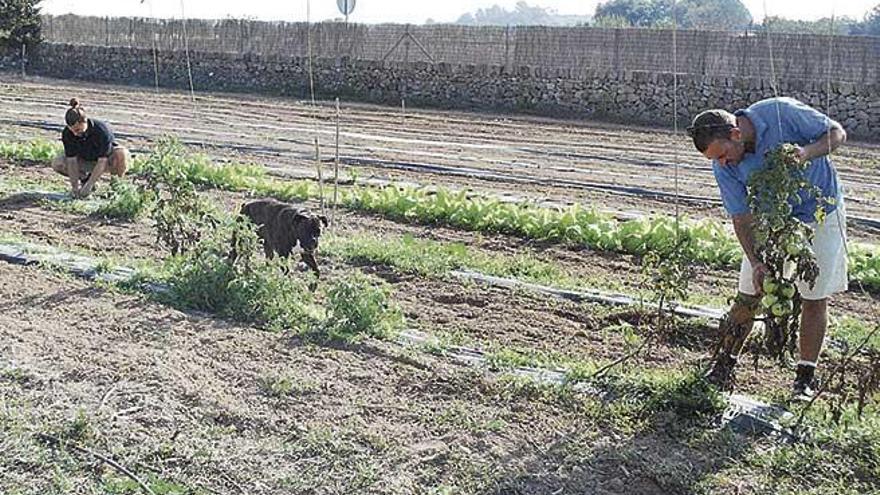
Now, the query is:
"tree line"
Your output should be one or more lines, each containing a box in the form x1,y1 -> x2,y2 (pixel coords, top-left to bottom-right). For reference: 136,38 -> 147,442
453,0 -> 880,36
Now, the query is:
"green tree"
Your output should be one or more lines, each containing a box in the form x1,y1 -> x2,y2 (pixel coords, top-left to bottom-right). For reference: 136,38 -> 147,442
0,0 -> 42,47
595,0 -> 671,27
857,4 -> 880,35
456,1 -> 590,26
593,14 -> 633,28
763,16 -> 858,35
594,0 -> 752,30
680,0 -> 752,31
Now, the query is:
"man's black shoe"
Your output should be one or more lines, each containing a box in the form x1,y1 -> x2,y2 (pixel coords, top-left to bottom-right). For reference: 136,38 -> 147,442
792,364 -> 818,401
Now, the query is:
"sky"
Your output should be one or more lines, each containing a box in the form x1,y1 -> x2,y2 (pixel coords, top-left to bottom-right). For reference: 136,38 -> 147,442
39,0 -> 878,25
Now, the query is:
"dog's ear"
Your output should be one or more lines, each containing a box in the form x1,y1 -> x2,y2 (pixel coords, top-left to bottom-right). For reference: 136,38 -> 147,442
319,215 -> 329,227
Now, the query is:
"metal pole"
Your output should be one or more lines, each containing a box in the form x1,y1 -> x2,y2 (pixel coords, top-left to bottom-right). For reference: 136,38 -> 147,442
504,25 -> 510,70
153,33 -> 160,93
20,44 -> 25,78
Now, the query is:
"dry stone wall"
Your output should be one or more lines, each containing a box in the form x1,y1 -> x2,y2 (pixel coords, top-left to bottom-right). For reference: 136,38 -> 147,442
2,42 -> 878,140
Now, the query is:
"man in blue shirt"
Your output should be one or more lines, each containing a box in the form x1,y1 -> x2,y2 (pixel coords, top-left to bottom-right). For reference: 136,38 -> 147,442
687,97 -> 848,398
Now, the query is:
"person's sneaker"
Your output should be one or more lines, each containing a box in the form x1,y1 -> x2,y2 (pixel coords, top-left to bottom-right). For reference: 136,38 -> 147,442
705,354 -> 737,391
791,364 -> 818,401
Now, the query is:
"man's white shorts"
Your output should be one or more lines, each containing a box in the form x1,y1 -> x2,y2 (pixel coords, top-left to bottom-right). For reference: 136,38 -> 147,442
739,203 -> 848,300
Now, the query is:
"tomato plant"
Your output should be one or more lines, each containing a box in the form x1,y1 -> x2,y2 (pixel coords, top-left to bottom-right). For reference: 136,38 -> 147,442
748,144 -> 828,361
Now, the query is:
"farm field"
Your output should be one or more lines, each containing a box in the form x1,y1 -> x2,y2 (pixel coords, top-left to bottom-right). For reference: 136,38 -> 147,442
1,76 -> 879,241
1,75 -> 879,495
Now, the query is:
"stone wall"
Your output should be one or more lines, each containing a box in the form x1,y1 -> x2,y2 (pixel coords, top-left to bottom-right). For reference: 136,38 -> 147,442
8,43 -> 880,140
0,47 -> 26,74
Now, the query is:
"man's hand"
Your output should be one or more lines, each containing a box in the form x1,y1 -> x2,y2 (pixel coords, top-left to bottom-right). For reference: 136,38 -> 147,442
752,261 -> 769,295
79,158 -> 109,198
793,126 -> 847,163
78,179 -> 96,198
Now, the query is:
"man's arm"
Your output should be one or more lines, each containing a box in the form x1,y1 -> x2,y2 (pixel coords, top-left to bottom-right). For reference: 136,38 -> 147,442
78,157 -> 109,198
732,212 -> 768,294
797,125 -> 847,162
65,157 -> 81,197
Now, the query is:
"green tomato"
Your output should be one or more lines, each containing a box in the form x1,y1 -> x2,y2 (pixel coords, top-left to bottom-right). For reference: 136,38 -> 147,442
761,294 -> 778,309
762,278 -> 778,294
781,285 -> 796,299
785,243 -> 801,257
771,303 -> 788,317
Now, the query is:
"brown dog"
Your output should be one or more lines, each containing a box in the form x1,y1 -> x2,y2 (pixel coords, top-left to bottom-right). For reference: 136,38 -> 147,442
238,199 -> 328,277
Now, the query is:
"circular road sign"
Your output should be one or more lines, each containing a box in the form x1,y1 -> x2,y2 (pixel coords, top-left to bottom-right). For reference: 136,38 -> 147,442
337,0 -> 356,16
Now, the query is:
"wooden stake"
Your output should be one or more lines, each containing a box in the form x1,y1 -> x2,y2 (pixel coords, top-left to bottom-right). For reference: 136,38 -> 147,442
315,138 -> 325,216
333,97 -> 340,227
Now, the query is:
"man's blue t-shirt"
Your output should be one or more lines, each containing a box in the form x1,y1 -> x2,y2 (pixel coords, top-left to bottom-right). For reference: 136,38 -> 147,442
712,97 -> 842,224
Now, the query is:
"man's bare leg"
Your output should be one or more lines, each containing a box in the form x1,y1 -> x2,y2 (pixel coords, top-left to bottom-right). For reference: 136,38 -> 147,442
50,153 -> 68,176
793,298 -> 828,398
108,146 -> 129,177
800,298 -> 827,362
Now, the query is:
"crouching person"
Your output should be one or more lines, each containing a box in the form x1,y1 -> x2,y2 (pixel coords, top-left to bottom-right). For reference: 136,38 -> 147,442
51,98 -> 130,198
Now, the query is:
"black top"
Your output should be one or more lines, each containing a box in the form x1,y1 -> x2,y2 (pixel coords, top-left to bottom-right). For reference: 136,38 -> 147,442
62,118 -> 116,161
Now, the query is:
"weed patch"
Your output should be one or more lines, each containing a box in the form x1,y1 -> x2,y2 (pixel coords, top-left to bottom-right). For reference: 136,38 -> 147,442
158,217 -> 318,332
92,177 -> 151,220
321,270 -> 404,342
0,139 -> 60,162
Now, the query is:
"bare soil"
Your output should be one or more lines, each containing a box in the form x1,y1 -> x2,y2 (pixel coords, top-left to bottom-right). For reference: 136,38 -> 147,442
2,261 -> 752,495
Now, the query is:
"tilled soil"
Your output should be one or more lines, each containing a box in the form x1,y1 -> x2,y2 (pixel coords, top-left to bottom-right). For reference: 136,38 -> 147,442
1,261 -> 749,494
4,159 -> 877,328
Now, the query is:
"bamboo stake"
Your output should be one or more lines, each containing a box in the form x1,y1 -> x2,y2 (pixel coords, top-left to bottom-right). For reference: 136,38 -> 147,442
315,138 -> 325,216
333,97 -> 340,226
